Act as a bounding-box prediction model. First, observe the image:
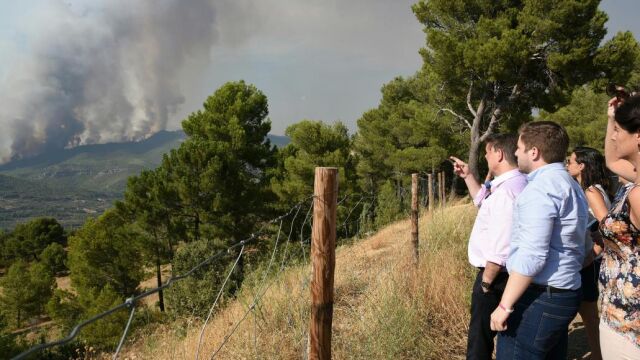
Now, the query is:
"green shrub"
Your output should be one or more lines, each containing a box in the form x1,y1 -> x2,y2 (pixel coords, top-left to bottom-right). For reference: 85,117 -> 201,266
40,242 -> 67,275
165,239 -> 239,319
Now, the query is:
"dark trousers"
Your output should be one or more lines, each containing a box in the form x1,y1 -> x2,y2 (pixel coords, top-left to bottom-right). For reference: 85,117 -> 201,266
467,268 -> 509,360
496,286 -> 581,359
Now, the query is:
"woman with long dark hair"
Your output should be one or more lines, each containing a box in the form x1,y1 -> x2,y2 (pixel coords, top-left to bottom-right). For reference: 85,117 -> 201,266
566,146 -> 611,360
598,95 -> 640,358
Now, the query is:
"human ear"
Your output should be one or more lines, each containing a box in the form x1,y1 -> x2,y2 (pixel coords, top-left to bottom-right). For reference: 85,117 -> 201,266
530,146 -> 541,161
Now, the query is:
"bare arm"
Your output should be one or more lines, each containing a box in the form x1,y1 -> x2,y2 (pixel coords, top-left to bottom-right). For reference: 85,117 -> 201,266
449,156 -> 482,198
588,231 -> 604,262
490,272 -> 533,331
585,187 -> 609,222
627,187 -> 640,231
605,97 -> 637,182
482,261 -> 502,291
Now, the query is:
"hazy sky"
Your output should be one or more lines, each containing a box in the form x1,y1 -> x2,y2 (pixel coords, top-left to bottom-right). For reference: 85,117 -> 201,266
0,0 -> 637,142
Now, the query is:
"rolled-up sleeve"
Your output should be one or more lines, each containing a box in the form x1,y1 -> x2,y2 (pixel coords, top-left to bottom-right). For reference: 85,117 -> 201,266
485,190 -> 516,266
508,186 -> 556,277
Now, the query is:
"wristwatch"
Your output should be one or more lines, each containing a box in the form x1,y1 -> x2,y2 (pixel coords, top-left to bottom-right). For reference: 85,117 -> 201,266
481,281 -> 492,292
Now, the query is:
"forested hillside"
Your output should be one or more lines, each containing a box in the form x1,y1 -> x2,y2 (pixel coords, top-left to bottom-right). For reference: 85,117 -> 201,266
0,132 -> 289,229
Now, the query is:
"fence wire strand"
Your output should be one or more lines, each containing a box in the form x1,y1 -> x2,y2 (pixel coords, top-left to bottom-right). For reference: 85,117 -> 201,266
195,243 -> 246,360
12,197 -> 311,360
13,185 -> 389,360
113,299 -> 136,360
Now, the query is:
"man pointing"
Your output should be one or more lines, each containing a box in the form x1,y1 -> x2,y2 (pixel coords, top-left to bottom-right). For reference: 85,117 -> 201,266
451,133 -> 526,360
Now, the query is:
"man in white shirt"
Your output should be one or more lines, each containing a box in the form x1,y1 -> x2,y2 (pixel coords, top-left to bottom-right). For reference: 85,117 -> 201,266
451,133 -> 527,360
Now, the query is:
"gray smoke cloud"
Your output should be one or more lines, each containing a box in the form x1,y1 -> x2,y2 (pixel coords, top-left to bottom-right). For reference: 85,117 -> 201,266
0,0 -> 220,162
1,0 -> 425,162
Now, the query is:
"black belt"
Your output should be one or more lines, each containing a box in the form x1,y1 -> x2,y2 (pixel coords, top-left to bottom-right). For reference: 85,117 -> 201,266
476,266 -> 508,273
528,283 -> 575,294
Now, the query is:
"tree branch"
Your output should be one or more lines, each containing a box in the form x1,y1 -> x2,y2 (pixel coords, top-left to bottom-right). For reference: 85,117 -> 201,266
437,108 -> 473,130
480,106 -> 502,143
478,84 -> 520,142
466,82 -> 477,118
507,83 -> 521,102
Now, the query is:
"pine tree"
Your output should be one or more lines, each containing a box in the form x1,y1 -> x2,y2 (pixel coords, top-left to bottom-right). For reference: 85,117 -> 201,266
67,209 -> 144,297
0,261 -> 55,327
412,0 -> 636,178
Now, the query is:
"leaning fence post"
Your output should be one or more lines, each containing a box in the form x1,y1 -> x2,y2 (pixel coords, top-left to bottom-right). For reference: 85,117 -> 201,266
411,173 -> 419,265
428,173 -> 434,213
309,167 -> 338,360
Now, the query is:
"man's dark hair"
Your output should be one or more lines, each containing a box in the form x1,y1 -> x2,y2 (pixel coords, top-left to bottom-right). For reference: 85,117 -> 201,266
484,133 -> 518,166
615,94 -> 640,133
518,121 -> 569,164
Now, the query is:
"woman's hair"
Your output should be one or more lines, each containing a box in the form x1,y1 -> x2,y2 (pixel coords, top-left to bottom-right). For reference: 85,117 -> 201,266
572,146 -> 611,194
615,94 -> 640,133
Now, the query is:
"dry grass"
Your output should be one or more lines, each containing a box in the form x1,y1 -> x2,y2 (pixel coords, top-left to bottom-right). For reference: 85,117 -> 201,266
137,264 -> 173,307
56,275 -> 72,292
117,203 -> 477,359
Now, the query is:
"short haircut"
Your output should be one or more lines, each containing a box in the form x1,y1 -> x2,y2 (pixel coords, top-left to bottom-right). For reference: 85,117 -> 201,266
484,133 -> 518,166
615,94 -> 640,133
518,121 -> 569,164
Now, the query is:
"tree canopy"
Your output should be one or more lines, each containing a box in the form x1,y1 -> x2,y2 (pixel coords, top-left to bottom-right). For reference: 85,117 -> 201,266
67,209 -> 144,297
412,0 -> 636,177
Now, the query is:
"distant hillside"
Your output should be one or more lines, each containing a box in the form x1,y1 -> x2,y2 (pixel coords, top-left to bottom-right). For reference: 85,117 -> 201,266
0,131 -> 289,229
0,130 -> 188,193
0,174 -> 112,230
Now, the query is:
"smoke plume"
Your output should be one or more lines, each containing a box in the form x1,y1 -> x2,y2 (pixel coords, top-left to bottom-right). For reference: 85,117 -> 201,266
0,0 -> 219,162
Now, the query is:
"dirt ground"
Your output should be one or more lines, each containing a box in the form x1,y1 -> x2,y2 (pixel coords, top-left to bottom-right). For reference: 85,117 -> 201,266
567,314 -> 592,360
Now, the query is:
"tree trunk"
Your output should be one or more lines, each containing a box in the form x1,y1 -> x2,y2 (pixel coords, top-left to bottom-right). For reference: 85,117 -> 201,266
156,244 -> 165,312
194,213 -> 200,242
449,175 -> 457,200
468,140 -> 481,183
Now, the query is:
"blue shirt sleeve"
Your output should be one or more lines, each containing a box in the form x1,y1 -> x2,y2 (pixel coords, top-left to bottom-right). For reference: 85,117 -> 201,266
509,185 -> 557,277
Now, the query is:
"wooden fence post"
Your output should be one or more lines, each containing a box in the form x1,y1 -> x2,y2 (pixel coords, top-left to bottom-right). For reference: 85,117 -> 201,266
309,167 -> 338,360
441,171 -> 446,207
428,173 -> 434,213
437,172 -> 442,207
411,173 -> 419,264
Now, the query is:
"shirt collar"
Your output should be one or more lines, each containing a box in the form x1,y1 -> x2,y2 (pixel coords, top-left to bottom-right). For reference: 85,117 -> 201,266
490,168 -> 524,188
526,162 -> 565,182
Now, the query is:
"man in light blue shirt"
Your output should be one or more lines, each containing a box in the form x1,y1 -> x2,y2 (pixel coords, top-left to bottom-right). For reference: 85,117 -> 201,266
490,121 -> 589,359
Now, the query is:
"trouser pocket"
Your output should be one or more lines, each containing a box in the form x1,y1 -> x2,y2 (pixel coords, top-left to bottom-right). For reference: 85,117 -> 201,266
533,312 -> 573,352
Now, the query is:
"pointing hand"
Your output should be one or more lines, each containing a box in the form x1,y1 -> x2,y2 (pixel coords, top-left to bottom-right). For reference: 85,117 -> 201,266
449,156 -> 470,179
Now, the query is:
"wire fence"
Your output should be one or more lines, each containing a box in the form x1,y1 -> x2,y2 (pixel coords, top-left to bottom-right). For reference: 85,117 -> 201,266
12,196 -> 313,360
12,190 -> 378,360
13,194 -> 375,360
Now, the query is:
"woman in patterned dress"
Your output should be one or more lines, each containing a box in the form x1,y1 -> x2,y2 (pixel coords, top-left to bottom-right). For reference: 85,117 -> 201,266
600,95 -> 640,359
566,146 -> 611,360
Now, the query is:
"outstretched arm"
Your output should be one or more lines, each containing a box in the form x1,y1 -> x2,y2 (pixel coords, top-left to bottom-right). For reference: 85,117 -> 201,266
450,156 -> 482,198
605,97 -> 636,182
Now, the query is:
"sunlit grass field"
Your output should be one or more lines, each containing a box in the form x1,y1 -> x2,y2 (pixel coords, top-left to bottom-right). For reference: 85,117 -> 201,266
120,202 -> 477,359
